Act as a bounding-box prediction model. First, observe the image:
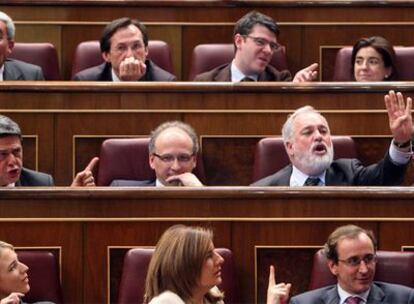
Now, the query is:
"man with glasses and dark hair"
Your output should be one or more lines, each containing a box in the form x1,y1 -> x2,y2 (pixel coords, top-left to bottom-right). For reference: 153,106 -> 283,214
290,224 -> 414,304
0,114 -> 97,187
73,17 -> 176,81
110,121 -> 203,187
194,11 -> 318,82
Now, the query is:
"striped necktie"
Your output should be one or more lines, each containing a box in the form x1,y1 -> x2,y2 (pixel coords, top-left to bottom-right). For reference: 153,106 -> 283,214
346,296 -> 362,304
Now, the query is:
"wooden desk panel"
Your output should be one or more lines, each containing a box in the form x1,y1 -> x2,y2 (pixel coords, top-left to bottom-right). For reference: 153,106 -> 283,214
1,188 -> 414,303
1,82 -> 412,185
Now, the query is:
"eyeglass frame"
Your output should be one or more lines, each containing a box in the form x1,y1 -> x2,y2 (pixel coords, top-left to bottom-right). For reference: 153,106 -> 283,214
337,253 -> 377,267
242,35 -> 281,52
152,152 -> 195,163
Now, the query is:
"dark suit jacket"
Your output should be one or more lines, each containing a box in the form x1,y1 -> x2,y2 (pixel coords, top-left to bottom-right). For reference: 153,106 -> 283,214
290,282 -> 414,304
15,167 -> 54,186
3,59 -> 44,80
73,60 -> 176,81
251,153 -> 407,186
193,63 -> 292,81
110,179 -> 155,186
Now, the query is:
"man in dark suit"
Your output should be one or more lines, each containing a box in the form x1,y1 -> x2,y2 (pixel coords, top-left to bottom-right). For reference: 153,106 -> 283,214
73,17 -> 176,82
0,12 -> 44,81
110,121 -> 203,187
290,225 -> 414,303
252,90 -> 412,186
0,115 -> 97,187
194,11 -> 318,82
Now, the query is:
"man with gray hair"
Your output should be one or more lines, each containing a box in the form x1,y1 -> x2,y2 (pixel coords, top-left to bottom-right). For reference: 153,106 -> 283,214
0,114 -> 97,186
252,90 -> 412,186
0,11 -> 44,80
110,121 -> 203,186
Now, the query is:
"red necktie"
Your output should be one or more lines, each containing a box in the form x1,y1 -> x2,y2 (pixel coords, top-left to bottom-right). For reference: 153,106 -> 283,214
346,296 -> 362,304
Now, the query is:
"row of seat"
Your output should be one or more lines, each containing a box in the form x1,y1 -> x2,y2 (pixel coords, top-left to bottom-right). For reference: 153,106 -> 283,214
11,41 -> 414,81
96,136 -> 356,185
20,248 -> 414,303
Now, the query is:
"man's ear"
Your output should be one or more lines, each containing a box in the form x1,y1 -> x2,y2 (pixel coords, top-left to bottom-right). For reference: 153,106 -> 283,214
234,34 -> 243,50
285,141 -> 294,157
144,46 -> 149,58
149,154 -> 155,170
6,39 -> 14,56
102,52 -> 111,63
327,260 -> 338,276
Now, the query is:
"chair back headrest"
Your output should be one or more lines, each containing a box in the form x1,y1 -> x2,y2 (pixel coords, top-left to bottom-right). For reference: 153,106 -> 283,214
189,43 -> 288,80
333,46 -> 414,81
17,250 -> 63,303
96,138 -> 206,186
10,43 -> 60,80
252,136 -> 356,183
71,40 -> 174,78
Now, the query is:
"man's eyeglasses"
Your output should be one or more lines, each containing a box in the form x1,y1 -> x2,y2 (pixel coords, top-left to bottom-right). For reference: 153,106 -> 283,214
243,35 -> 280,52
152,153 -> 194,163
338,254 -> 377,267
112,42 -> 145,54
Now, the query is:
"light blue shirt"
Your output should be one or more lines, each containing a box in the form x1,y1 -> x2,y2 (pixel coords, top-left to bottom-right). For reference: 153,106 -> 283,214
337,284 -> 369,304
230,60 -> 258,82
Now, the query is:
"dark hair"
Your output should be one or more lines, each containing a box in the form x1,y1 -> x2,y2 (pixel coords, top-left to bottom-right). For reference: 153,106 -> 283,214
0,115 -> 22,140
233,11 -> 279,37
351,36 -> 397,80
100,17 -> 148,53
324,224 -> 377,264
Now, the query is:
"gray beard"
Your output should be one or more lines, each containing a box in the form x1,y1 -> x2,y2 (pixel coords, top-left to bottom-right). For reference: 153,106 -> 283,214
295,145 -> 334,176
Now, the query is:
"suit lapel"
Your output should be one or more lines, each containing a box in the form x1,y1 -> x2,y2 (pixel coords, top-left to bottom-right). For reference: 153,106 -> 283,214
4,60 -> 24,80
367,283 -> 385,303
213,64 -> 231,81
321,285 -> 340,304
325,165 -> 349,186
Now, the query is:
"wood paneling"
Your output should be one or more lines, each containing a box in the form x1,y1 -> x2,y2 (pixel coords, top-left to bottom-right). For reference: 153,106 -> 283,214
0,189 -> 414,302
1,82 -> 412,185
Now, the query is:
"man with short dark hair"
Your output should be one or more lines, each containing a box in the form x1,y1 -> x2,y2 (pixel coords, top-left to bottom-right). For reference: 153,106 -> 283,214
194,11 -> 318,82
110,121 -> 203,187
0,115 -> 97,187
252,90 -> 412,186
290,224 -> 414,303
0,11 -> 44,80
73,17 -> 176,81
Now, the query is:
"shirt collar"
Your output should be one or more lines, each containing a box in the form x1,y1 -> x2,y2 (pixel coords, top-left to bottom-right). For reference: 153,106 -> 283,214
111,68 -> 121,82
155,179 -> 165,187
230,60 -> 258,82
290,165 -> 326,186
0,64 -> 4,81
337,284 -> 370,304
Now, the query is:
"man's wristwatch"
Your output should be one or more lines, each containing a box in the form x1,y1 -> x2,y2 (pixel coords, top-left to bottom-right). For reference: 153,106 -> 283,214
394,140 -> 412,149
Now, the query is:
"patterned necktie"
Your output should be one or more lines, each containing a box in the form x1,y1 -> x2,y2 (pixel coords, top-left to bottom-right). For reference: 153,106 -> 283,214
304,177 -> 321,186
240,76 -> 255,82
346,296 -> 362,304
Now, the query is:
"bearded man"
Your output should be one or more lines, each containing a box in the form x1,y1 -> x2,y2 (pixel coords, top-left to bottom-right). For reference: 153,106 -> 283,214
251,90 -> 412,186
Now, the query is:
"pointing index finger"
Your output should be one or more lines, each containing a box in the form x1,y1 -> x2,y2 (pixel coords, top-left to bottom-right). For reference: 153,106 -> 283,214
85,157 -> 99,172
268,265 -> 276,287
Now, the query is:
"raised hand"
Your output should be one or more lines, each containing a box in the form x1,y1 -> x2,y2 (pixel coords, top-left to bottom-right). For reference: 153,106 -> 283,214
292,63 -> 318,83
384,90 -> 413,144
267,265 -> 291,304
71,157 -> 99,187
